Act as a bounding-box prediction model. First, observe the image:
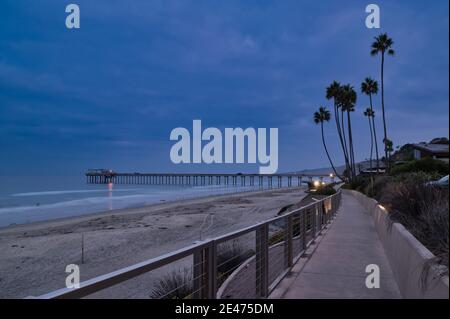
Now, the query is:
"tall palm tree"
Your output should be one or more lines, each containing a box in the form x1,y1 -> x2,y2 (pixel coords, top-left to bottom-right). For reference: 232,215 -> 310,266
339,94 -> 350,178
363,107 -> 375,172
337,84 -> 357,180
313,106 -> 342,180
326,81 -> 350,176
361,77 -> 380,170
371,33 -> 395,169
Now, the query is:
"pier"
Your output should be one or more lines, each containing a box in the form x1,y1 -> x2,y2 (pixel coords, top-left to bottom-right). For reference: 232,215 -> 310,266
85,169 -> 335,188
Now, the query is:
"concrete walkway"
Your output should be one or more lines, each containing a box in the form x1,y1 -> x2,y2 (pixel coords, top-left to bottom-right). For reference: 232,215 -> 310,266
276,193 -> 401,299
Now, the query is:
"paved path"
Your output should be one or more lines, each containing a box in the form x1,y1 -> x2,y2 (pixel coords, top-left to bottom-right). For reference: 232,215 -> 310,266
278,193 -> 401,299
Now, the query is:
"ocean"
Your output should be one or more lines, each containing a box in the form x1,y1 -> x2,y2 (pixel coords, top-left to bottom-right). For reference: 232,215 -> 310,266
0,175 -> 274,227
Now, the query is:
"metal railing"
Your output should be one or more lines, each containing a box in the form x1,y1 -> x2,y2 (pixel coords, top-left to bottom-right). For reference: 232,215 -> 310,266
36,190 -> 341,299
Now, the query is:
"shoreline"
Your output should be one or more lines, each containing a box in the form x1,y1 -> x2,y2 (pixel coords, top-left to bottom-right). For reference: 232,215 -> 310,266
0,186 -> 301,232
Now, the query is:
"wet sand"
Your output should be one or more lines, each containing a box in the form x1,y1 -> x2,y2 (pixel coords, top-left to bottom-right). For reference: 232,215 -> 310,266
0,187 -> 306,298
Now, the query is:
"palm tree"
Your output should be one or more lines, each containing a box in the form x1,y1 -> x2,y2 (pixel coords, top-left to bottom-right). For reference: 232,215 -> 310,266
363,107 -> 375,172
337,84 -> 357,180
361,77 -> 380,170
313,106 -> 342,180
338,93 -> 350,178
326,81 -> 350,176
384,138 -> 394,159
371,33 -> 395,169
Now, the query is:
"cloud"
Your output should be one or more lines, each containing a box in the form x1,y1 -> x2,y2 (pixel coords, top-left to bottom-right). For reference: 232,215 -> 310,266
0,0 -> 448,175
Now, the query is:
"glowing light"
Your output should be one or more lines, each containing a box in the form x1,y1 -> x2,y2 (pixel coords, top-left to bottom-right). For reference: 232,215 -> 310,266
329,173 -> 334,177
313,180 -> 320,187
378,204 -> 386,211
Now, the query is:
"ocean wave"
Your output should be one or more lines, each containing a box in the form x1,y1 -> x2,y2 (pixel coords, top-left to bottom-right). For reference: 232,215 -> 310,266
0,193 -> 163,215
0,185 -> 263,226
11,188 -> 142,197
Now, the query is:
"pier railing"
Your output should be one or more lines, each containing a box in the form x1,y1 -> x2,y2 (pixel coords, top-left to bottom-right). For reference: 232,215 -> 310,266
86,171 -> 336,187
36,190 -> 341,299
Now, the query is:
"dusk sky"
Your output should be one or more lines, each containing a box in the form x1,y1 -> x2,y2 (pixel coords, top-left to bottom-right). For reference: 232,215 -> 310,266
0,0 -> 448,176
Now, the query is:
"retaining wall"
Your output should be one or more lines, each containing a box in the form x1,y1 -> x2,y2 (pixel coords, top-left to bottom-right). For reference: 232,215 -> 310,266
345,189 -> 448,299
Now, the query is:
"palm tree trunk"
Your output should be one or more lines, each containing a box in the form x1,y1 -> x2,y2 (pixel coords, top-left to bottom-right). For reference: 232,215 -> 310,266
369,94 -> 380,171
320,123 -> 341,180
333,101 -> 349,181
341,109 -> 351,179
368,115 -> 375,194
347,111 -> 356,179
368,116 -> 374,172
381,52 -> 389,170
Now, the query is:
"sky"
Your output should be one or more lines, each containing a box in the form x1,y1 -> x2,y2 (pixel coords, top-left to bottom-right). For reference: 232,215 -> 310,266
0,0 -> 448,176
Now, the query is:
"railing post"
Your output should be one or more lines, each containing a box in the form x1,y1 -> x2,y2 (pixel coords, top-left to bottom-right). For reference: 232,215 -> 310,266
205,241 -> 217,299
193,241 -> 217,299
332,195 -> 336,215
330,195 -> 334,215
334,192 -> 341,215
284,216 -> 293,268
312,206 -> 317,240
302,210 -> 307,251
193,248 -> 204,299
320,202 -> 325,229
256,224 -> 269,298
321,203 -> 325,227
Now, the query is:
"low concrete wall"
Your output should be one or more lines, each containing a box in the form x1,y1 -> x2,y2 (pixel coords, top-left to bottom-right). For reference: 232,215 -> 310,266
345,189 -> 449,299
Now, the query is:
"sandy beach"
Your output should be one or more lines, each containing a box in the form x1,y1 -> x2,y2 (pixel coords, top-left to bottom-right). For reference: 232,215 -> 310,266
0,187 -> 307,298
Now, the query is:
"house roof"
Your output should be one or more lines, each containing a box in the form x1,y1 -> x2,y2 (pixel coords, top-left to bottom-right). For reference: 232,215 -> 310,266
412,143 -> 449,154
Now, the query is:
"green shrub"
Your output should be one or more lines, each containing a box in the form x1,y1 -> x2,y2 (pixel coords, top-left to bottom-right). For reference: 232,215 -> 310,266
150,241 -> 253,299
354,173 -> 439,200
366,175 -> 392,199
380,179 -> 449,273
216,240 -> 253,275
150,268 -> 193,299
392,171 -> 440,184
391,158 -> 449,176
340,183 -> 352,190
343,176 -> 371,192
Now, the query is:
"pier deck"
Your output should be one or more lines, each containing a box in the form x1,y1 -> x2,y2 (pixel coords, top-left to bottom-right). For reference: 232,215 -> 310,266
85,170 -> 335,187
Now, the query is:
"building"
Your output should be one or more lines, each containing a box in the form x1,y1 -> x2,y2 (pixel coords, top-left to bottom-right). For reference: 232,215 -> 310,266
411,143 -> 449,161
357,160 -> 386,175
